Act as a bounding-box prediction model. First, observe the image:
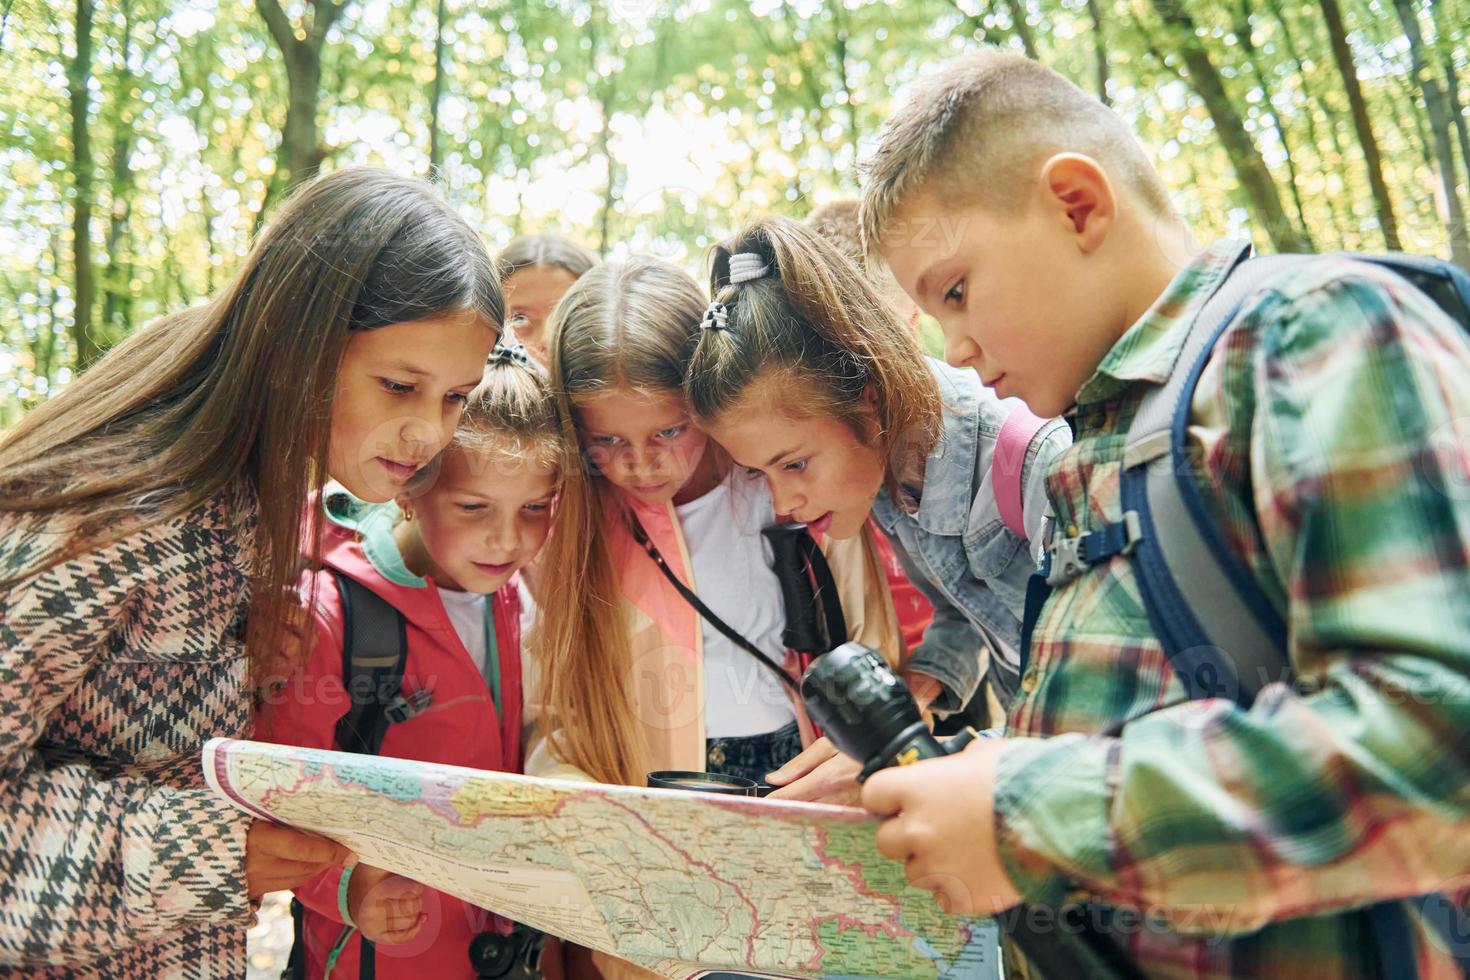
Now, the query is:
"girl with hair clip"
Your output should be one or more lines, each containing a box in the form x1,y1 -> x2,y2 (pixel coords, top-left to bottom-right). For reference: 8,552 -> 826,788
0,167 -> 501,975
684,216 -> 1071,802
260,343 -> 563,979
526,255 -> 902,799
496,232 -> 599,365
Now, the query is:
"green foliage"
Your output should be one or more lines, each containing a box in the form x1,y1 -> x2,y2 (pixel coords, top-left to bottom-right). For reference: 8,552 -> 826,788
2,0 -> 1467,421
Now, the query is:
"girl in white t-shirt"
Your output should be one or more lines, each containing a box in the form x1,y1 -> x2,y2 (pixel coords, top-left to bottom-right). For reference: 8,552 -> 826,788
525,256 -> 903,791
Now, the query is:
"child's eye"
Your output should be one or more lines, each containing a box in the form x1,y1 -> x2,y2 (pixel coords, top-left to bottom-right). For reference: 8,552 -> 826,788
446,391 -> 469,406
783,458 -> 808,473
656,424 -> 688,440
456,502 -> 485,513
522,502 -> 550,515
944,279 -> 966,306
589,434 -> 621,447
379,378 -> 415,395
507,312 -> 530,327
742,466 -> 764,480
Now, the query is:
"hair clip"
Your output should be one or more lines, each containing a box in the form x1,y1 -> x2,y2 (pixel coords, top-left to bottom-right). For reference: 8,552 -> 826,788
728,252 -> 770,285
700,302 -> 730,331
489,342 -> 530,366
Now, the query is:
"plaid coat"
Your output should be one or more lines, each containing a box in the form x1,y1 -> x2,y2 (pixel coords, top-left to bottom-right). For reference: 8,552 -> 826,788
0,485 -> 258,977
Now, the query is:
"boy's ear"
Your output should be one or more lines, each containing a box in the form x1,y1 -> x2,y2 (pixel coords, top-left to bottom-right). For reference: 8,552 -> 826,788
1037,153 -> 1115,254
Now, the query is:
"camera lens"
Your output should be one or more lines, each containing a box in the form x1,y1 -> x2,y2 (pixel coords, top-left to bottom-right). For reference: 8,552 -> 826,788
800,642 -> 931,777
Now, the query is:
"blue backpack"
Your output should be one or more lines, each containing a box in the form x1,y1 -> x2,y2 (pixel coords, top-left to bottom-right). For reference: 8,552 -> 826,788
1022,246 -> 1470,978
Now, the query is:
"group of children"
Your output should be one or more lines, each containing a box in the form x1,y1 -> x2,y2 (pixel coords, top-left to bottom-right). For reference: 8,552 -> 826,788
3,45 -> 1469,980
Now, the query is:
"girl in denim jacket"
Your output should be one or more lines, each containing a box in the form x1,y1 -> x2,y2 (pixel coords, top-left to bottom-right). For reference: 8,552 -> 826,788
685,216 -> 1070,802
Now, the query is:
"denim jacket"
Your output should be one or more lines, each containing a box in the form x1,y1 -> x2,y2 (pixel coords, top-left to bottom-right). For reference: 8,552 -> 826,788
870,358 -> 1071,711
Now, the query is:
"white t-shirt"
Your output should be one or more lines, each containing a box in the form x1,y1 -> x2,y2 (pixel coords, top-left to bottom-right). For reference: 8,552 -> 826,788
674,472 -> 798,739
437,586 -> 489,676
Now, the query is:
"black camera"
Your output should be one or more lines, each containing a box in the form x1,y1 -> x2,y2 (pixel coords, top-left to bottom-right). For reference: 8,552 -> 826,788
796,642 -> 1144,980
799,641 -> 978,779
467,924 -> 546,979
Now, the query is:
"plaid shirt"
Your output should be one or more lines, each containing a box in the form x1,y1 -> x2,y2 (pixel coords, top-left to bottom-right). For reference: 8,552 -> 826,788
993,240 -> 1470,979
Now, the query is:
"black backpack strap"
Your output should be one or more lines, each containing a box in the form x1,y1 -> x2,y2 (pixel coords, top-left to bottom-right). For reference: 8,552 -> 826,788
798,530 -> 847,653
329,570 -> 415,757
763,524 -> 848,655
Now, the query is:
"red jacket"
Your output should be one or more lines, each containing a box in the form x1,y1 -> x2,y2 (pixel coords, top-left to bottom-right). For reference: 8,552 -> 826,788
259,490 -> 524,979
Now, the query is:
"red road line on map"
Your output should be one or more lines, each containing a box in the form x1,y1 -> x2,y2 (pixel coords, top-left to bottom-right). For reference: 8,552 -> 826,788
598,795 -> 764,968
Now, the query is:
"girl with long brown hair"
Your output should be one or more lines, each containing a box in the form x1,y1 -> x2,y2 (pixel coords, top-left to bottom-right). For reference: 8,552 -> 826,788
0,167 -> 502,974
684,216 -> 1070,799
526,255 -> 901,797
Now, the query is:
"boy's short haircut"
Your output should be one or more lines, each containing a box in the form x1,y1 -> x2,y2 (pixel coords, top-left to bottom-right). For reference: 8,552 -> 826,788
808,200 -> 915,316
860,48 -> 1175,253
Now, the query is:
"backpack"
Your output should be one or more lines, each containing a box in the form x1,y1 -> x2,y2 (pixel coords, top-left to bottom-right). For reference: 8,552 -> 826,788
1021,247 -> 1470,978
285,571 -> 543,980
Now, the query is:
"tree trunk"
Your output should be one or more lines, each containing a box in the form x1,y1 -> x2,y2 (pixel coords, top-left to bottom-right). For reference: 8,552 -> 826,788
590,13 -> 617,257
1260,0 -> 1346,241
1148,0 -> 1309,253
428,0 -> 448,172
1236,0 -> 1314,249
1429,0 -> 1470,224
257,0 -> 345,191
832,1 -> 858,176
102,2 -> 136,338
1085,0 -> 1109,105
68,0 -> 100,369
1321,0 -> 1402,250
1003,0 -> 1038,59
1393,0 -> 1470,269
1,0 -> 16,52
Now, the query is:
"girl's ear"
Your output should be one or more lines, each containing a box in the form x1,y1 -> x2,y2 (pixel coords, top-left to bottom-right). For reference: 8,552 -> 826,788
861,380 -> 880,411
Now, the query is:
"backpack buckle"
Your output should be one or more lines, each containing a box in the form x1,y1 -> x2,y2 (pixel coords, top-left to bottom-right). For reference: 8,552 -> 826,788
1045,511 -> 1144,587
385,687 -> 433,724
1046,535 -> 1088,587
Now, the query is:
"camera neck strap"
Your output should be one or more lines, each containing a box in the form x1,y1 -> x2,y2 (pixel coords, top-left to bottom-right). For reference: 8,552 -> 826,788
626,512 -> 800,694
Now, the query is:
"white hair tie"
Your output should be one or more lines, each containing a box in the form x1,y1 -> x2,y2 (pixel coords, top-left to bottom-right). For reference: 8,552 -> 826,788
728,252 -> 770,285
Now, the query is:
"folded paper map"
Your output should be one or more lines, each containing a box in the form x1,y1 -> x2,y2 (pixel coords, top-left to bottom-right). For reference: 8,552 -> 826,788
204,738 -> 996,978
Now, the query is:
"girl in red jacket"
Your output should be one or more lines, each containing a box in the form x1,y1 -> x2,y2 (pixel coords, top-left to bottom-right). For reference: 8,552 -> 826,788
260,343 -> 563,979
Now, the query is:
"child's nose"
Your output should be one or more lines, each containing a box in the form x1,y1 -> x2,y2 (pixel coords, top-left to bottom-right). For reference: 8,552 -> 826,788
943,330 -> 981,371
398,413 -> 444,460
484,516 -> 518,554
770,481 -> 804,518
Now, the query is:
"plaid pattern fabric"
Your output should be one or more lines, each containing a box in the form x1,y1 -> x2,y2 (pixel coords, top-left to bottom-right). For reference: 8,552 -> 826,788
994,240 -> 1470,979
0,486 -> 258,976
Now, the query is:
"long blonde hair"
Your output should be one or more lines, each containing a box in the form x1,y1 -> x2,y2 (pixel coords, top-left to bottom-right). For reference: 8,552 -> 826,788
0,168 -> 503,674
538,257 -> 707,786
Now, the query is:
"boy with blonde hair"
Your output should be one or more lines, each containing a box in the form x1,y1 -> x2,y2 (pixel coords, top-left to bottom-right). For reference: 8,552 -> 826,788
860,48 -> 1470,978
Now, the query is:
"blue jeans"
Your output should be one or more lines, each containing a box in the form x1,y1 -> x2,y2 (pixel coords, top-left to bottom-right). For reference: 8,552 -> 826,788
704,721 -> 801,784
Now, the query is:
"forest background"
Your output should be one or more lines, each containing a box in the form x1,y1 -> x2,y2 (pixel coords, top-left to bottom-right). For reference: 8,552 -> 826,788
1,0 -> 1467,423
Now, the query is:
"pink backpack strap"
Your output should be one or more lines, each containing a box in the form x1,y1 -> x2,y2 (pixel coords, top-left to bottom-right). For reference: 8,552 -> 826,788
994,405 -> 1049,539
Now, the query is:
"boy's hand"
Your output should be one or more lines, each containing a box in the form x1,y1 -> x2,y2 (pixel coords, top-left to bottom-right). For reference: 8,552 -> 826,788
348,865 -> 428,945
765,737 -> 863,806
245,821 -> 356,898
863,738 -> 1024,916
